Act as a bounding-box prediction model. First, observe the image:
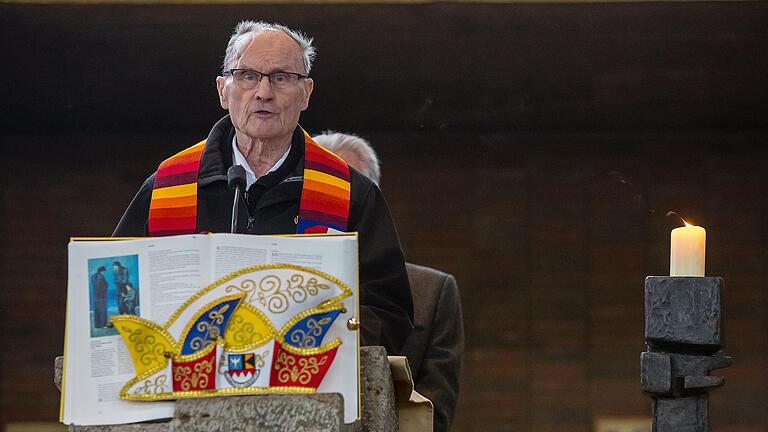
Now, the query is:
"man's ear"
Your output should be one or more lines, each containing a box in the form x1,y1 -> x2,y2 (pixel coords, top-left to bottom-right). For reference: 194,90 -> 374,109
216,76 -> 228,109
301,78 -> 314,111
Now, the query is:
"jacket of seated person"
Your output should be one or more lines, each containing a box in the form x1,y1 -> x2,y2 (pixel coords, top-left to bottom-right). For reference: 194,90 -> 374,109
402,262 -> 464,432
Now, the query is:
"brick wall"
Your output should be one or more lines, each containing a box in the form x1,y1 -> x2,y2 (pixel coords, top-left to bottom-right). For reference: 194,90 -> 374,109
375,133 -> 768,431
2,132 -> 765,431
1,2 -> 766,430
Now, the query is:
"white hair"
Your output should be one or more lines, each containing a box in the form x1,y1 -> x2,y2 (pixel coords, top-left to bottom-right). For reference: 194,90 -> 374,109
222,20 -> 316,74
313,131 -> 382,185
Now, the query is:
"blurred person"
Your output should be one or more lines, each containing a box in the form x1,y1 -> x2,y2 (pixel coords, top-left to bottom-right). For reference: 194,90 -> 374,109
314,131 -> 464,432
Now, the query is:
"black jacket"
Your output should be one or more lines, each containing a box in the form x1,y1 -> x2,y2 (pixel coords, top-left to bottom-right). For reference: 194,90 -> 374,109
114,116 -> 414,354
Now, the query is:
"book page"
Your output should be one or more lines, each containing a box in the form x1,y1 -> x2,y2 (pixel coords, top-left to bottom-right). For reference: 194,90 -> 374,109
63,233 -> 360,425
62,235 -> 210,425
210,233 -> 360,423
210,233 -> 354,279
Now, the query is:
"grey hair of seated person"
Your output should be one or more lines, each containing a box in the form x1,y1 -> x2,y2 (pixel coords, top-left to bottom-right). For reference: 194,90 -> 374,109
313,131 -> 382,186
222,20 -> 316,75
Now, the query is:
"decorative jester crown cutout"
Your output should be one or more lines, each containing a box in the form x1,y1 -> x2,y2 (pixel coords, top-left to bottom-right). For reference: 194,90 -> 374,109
111,264 -> 355,400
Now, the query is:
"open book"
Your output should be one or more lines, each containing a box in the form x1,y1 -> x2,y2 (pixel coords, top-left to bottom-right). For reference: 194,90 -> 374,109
61,233 -> 359,426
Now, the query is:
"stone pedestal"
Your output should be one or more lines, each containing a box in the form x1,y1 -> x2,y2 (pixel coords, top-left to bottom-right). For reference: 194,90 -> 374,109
70,424 -> 169,432
360,344 -> 398,432
57,346 -> 396,432
169,394 -> 345,432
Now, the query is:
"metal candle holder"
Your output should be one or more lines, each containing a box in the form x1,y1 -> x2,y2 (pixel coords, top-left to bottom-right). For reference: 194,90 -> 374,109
641,276 -> 732,432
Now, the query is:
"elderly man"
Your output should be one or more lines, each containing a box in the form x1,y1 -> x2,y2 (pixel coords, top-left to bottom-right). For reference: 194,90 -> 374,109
314,131 -> 464,432
113,21 -> 413,354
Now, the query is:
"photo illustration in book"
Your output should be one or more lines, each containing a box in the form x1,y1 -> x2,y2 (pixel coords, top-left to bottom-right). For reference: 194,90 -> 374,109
111,263 -> 354,399
88,255 -> 139,338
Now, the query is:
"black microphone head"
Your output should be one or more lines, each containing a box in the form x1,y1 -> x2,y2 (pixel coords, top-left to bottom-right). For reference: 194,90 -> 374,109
227,165 -> 247,190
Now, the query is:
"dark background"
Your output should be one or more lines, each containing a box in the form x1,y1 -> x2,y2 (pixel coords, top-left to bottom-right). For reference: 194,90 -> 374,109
1,2 -> 767,430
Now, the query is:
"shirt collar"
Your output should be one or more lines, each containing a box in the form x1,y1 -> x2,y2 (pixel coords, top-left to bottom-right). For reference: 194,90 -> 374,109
231,136 -> 292,189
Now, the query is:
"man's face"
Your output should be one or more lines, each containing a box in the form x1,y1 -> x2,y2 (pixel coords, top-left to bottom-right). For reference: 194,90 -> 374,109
113,265 -> 119,272
216,30 -> 314,143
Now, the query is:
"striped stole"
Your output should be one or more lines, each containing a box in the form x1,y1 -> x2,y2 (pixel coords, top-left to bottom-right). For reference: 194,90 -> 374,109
146,132 -> 350,236
297,132 -> 350,234
148,141 -> 205,236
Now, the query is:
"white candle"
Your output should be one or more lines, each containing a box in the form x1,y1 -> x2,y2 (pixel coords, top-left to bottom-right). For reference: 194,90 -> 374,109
670,223 -> 706,277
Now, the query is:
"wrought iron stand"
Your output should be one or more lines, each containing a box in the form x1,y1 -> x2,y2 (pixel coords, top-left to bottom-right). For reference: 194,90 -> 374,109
641,276 -> 732,432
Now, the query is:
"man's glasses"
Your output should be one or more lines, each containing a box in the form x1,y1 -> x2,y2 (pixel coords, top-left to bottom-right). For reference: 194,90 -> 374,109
223,69 -> 308,90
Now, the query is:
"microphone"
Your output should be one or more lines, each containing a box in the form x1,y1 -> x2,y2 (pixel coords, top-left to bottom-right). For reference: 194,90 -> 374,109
227,165 -> 247,233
